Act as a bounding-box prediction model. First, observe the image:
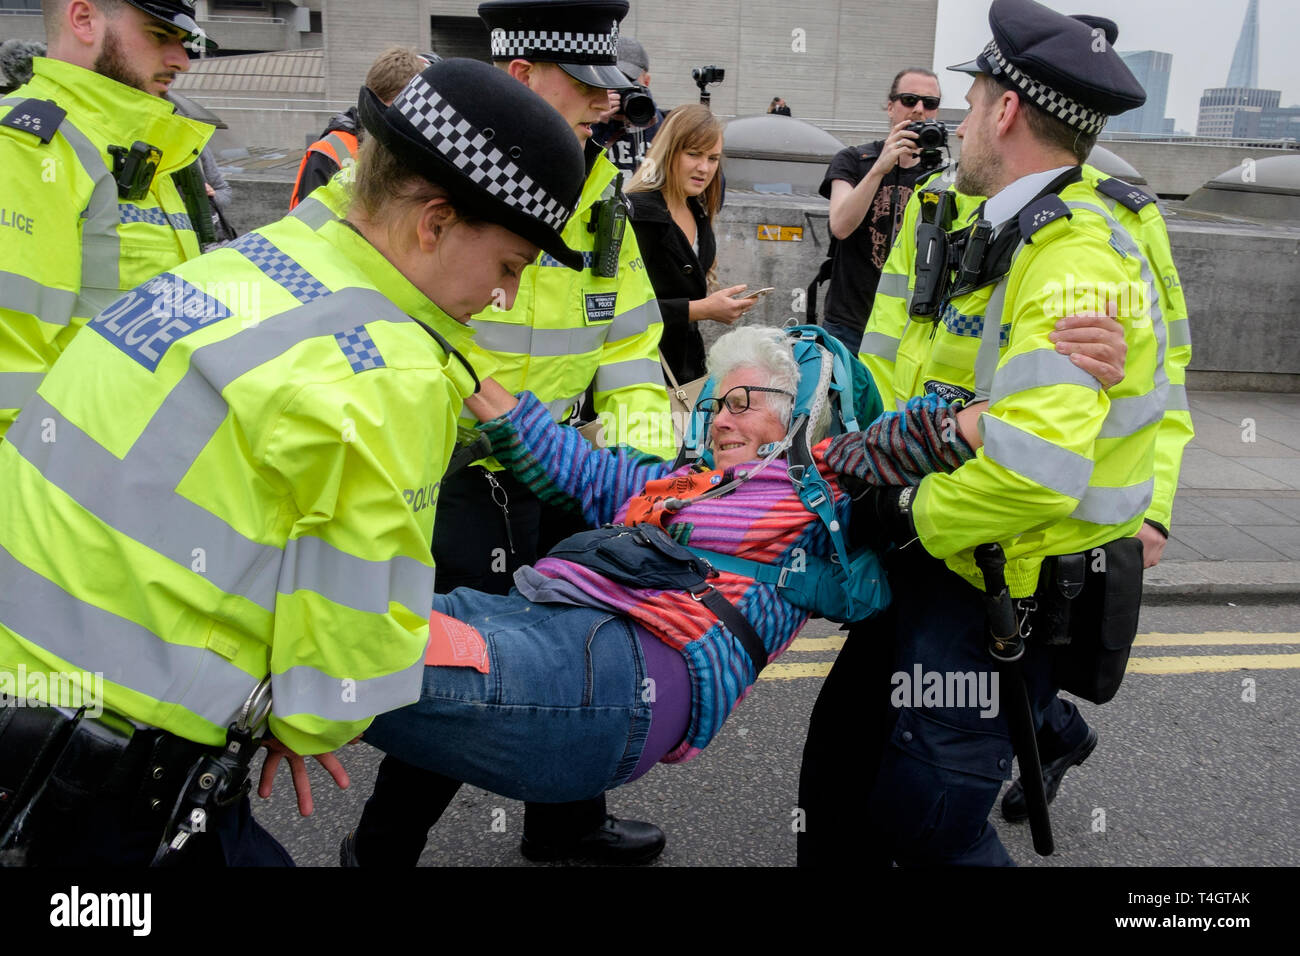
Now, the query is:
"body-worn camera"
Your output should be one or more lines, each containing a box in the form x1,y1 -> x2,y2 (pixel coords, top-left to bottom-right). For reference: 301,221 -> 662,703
616,84 -> 657,129
905,120 -> 948,170
108,140 -> 162,201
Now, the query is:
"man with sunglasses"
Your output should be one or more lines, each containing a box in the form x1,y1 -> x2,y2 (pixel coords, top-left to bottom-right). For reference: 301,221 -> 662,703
817,69 -> 943,354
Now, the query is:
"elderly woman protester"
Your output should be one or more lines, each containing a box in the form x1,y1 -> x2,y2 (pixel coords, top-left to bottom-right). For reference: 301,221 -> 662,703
626,105 -> 756,383
350,326 -> 957,802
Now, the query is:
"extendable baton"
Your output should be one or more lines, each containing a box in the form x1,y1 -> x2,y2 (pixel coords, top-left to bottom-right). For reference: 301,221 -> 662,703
974,543 -> 1054,856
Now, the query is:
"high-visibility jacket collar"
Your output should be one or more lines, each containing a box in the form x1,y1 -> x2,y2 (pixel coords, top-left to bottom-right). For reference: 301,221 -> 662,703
317,217 -> 482,393
25,56 -> 211,176
577,148 -> 620,218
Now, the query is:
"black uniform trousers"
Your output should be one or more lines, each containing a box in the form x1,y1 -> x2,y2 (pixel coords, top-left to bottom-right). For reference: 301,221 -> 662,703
797,546 -> 1087,867
354,465 -> 599,865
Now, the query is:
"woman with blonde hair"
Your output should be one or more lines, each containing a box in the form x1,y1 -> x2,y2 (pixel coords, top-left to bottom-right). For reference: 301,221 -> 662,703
626,104 -> 757,381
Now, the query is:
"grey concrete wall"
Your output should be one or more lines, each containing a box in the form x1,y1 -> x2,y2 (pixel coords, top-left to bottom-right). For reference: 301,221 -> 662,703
225,181 -> 1300,390
1101,141 -> 1297,198
322,0 -> 430,106
399,0 -> 936,125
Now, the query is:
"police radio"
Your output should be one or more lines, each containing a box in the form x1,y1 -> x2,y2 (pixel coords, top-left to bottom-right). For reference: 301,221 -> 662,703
589,173 -> 627,278
909,191 -> 955,319
108,140 -> 162,201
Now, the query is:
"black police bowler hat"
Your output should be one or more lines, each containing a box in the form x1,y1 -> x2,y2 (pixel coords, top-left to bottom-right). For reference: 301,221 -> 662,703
479,0 -> 630,90
123,0 -> 218,51
359,58 -> 587,270
948,0 -> 1144,134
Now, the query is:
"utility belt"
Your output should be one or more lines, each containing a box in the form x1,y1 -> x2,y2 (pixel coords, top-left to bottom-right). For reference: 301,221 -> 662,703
0,679 -> 271,866
1024,536 -> 1145,704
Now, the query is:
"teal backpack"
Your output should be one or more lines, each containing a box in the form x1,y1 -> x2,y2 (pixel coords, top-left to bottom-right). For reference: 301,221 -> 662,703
673,324 -> 891,624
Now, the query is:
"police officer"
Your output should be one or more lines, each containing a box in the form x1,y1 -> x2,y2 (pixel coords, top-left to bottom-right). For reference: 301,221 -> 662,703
839,155 -> 1194,835
346,0 -> 674,868
0,57 -> 589,866
803,0 -> 1169,866
0,0 -> 216,440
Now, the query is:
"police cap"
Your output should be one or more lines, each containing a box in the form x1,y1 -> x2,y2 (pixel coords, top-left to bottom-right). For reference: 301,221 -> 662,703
479,0 -> 629,90
359,57 -> 587,270
948,0 -> 1145,134
123,1 -> 218,51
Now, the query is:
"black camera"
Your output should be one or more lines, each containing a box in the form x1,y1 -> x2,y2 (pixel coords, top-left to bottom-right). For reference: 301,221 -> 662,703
905,120 -> 948,170
692,65 -> 725,105
616,83 -> 657,129
692,65 -> 725,87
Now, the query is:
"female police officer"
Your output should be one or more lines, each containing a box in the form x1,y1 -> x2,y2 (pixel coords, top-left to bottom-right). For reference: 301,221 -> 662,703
0,57 -> 587,866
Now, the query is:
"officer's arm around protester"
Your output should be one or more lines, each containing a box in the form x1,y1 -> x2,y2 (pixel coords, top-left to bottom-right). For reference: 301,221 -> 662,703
0,0 -> 214,440
0,57 -> 588,865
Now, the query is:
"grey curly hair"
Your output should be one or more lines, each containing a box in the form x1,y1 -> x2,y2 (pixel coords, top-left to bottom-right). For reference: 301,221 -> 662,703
704,326 -> 832,440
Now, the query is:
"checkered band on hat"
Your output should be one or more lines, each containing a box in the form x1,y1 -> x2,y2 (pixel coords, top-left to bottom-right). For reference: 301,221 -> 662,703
489,24 -> 619,59
982,40 -> 1108,135
393,75 -> 572,233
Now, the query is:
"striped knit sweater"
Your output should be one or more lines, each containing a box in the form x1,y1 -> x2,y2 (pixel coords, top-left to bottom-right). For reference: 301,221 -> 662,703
479,391 -> 850,761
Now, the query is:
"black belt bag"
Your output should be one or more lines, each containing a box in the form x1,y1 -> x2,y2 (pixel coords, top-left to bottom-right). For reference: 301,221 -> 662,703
0,702 -> 207,860
546,523 -> 769,675
1035,537 -> 1144,705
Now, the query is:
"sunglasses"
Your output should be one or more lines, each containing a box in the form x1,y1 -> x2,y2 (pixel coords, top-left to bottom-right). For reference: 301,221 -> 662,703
696,385 -> 794,416
891,93 -> 941,110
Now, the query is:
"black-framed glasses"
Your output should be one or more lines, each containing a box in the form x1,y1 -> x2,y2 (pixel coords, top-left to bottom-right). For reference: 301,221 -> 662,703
892,93 -> 941,110
696,385 -> 794,416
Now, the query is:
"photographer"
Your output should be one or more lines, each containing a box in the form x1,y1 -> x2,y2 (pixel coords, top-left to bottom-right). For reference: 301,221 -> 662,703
590,36 -> 663,176
818,68 -> 942,354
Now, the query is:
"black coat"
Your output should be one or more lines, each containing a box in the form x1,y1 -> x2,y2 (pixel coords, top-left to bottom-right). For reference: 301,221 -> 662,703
627,189 -> 715,382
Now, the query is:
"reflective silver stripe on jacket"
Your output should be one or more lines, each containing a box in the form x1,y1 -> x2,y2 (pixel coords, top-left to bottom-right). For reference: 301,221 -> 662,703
56,120 -> 124,320
543,393 -> 585,421
606,299 -> 661,341
0,372 -> 45,409
472,321 -> 608,358
594,357 -> 664,391
1168,317 -> 1191,349
0,544 -> 258,729
988,349 -> 1098,407
981,414 -> 1093,500
861,331 -> 900,363
1166,383 -> 1189,412
876,272 -> 911,299
5,287 -> 434,623
1070,478 -> 1153,526
289,195 -> 336,230
0,270 -> 78,329
273,658 -> 423,721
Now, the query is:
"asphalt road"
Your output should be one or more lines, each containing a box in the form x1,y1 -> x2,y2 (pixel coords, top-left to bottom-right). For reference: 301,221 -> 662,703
254,599 -> 1299,867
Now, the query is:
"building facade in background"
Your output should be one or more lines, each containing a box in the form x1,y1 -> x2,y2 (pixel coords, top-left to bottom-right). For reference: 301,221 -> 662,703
0,0 -> 937,149
1111,50 -> 1174,135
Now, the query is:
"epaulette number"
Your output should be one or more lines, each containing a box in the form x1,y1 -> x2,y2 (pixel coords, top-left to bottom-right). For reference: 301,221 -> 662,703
0,99 -> 67,145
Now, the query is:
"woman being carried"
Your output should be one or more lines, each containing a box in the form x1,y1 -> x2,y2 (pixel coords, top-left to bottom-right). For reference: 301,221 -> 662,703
355,326 -> 978,802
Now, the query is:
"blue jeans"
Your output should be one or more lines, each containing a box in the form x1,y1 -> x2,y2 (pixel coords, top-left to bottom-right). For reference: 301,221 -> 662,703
363,589 -> 653,804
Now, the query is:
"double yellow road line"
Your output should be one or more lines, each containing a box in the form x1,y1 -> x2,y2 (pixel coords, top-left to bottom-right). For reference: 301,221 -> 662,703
758,632 -> 1300,681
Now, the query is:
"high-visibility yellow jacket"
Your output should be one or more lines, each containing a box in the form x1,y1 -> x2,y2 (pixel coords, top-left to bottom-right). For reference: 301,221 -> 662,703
862,167 -> 1193,585
0,57 -> 212,439
292,153 -> 675,461
859,170 -> 1172,595
469,149 -> 673,461
0,214 -> 480,754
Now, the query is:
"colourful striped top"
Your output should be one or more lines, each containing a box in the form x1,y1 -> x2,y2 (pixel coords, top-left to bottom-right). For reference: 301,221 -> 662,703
479,392 -> 850,760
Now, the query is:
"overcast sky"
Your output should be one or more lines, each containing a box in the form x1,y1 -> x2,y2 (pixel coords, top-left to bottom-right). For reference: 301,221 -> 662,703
932,0 -> 1300,133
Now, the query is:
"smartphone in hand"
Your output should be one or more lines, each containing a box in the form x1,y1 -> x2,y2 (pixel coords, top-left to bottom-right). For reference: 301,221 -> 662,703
736,287 -> 776,300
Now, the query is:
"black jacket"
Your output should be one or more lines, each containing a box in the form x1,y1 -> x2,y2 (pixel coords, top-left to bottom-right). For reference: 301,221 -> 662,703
627,189 -> 715,382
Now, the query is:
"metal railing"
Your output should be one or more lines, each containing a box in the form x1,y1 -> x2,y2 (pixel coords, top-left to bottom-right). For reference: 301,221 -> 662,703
201,15 -> 287,25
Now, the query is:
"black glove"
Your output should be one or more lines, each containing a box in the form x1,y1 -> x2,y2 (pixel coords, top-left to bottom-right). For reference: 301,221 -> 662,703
849,485 -> 918,553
